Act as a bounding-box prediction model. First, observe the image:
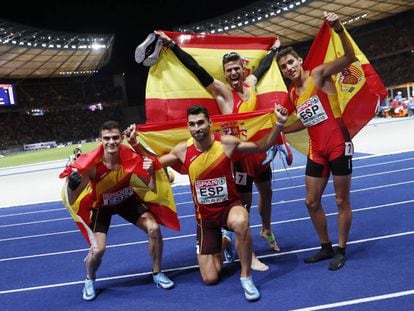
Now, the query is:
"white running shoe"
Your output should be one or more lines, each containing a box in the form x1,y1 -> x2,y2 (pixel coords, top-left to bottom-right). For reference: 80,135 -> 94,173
153,272 -> 174,289
82,278 -> 96,301
240,276 -> 260,301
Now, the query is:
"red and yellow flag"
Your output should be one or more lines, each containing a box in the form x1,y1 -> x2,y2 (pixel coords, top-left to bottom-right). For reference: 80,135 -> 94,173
137,109 -> 278,173
60,145 -> 179,246
145,31 -> 288,123
284,22 -> 387,154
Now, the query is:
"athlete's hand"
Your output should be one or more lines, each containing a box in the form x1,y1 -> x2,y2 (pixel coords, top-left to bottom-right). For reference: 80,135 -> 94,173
123,124 -> 138,146
274,104 -> 288,125
154,31 -> 172,46
143,157 -> 155,176
68,171 -> 82,191
272,37 -> 281,50
324,12 -> 341,32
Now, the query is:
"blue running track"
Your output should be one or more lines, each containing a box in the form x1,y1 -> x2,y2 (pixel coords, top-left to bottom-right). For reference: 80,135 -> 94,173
1,150 -> 413,310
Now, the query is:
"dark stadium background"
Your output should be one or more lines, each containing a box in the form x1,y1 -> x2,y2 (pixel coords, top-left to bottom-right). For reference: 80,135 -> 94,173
0,0 -> 254,104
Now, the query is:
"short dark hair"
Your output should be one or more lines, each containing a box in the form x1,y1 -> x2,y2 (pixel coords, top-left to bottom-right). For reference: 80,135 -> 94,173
222,51 -> 242,66
99,120 -> 121,135
187,105 -> 209,119
276,46 -> 301,62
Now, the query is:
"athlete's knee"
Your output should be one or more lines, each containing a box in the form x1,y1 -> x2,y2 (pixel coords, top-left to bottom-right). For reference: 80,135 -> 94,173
335,196 -> 350,210
305,198 -> 321,211
146,220 -> 161,239
229,212 -> 249,232
202,273 -> 220,285
91,245 -> 106,259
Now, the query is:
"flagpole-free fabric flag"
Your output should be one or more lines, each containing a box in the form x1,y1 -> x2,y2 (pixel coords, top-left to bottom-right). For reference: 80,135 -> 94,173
284,22 -> 387,155
137,109 -> 278,173
145,31 -> 288,123
59,145 -> 179,245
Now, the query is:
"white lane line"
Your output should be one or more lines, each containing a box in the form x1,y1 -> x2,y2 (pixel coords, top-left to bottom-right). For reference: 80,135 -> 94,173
1,197 -> 414,243
1,231 -> 413,295
0,208 -> 64,218
1,168 -> 413,224
291,289 -> 414,311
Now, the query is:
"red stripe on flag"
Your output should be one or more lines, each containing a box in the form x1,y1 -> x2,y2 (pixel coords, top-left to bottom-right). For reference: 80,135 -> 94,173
303,22 -> 332,70
148,203 -> 180,231
256,91 -> 290,110
163,31 -> 276,50
146,98 -> 220,122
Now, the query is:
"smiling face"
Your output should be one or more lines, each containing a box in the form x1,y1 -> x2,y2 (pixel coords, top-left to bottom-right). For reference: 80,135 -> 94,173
278,53 -> 304,82
223,59 -> 245,92
187,113 -> 211,142
100,128 -> 122,155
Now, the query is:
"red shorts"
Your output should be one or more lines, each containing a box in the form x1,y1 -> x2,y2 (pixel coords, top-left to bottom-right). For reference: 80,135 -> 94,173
196,202 -> 241,255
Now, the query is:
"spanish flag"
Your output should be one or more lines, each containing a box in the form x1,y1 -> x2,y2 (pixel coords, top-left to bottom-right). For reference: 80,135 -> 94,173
59,145 -> 179,246
145,31 -> 288,123
137,109 -> 278,173
284,21 -> 387,154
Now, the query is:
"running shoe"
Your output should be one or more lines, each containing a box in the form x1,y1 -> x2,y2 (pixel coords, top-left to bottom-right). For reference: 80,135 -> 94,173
240,276 -> 260,301
221,228 -> 234,263
328,249 -> 346,271
304,244 -> 335,263
143,37 -> 164,67
153,272 -> 174,289
82,278 -> 96,301
135,33 -> 157,64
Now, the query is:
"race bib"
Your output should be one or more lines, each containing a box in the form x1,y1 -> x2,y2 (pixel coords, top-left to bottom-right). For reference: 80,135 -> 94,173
102,186 -> 133,206
195,177 -> 228,205
344,141 -> 354,156
297,95 -> 328,127
235,172 -> 248,186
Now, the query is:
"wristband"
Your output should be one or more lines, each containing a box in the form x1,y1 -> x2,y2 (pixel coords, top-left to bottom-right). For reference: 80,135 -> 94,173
167,40 -> 176,49
276,121 -> 285,126
334,26 -> 344,34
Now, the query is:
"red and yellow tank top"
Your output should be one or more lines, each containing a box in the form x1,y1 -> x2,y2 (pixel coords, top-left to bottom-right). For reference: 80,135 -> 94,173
231,84 -> 257,113
230,83 -> 269,175
290,76 -> 345,158
184,133 -> 240,220
89,161 -> 149,208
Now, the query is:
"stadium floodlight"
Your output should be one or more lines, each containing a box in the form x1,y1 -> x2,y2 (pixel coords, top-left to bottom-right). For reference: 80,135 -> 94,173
91,42 -> 106,50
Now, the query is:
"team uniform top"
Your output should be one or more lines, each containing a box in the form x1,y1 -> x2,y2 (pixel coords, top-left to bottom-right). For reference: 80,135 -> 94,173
231,84 -> 257,113
288,76 -> 347,163
88,161 -> 150,208
184,133 -> 241,220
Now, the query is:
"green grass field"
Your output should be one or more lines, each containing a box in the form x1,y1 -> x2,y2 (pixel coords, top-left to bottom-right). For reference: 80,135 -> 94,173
0,142 -> 100,168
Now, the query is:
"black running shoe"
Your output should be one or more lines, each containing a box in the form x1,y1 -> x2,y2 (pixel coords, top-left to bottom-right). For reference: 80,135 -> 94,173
304,248 -> 335,263
135,33 -> 157,64
328,252 -> 346,271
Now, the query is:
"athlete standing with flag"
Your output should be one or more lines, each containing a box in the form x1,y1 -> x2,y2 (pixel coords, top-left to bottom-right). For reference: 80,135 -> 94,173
277,12 -> 356,271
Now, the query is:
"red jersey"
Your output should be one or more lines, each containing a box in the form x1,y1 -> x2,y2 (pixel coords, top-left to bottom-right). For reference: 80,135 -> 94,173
184,133 -> 240,220
289,76 -> 347,163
